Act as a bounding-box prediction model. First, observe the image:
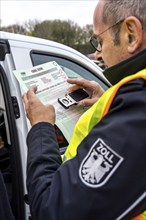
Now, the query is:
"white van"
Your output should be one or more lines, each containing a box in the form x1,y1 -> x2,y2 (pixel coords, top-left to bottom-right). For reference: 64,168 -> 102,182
0,31 -> 110,220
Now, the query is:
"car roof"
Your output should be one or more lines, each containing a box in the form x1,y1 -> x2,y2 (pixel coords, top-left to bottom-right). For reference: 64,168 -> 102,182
0,31 -> 88,60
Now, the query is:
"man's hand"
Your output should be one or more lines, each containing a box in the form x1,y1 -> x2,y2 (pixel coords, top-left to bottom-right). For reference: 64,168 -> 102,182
23,86 -> 56,126
67,78 -> 104,107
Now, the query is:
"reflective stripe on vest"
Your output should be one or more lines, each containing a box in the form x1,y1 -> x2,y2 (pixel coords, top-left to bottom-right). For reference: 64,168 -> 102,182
63,68 -> 146,162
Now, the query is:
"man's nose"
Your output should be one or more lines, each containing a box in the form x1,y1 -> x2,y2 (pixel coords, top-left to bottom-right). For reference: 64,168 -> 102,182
95,51 -> 103,61
95,51 -> 107,70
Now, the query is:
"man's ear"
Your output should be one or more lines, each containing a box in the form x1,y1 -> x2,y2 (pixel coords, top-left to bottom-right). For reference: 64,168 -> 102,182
124,16 -> 143,53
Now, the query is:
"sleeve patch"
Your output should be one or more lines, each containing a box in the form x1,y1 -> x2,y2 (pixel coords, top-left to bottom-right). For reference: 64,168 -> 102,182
79,138 -> 124,188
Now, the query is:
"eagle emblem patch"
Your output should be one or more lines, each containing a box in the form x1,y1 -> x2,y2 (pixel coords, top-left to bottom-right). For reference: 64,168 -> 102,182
79,138 -> 124,188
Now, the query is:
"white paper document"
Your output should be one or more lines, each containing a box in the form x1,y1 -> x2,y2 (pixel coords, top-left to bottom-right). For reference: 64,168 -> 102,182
13,61 -> 87,142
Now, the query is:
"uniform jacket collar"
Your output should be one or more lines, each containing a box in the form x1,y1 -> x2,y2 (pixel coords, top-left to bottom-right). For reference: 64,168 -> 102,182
103,48 -> 146,85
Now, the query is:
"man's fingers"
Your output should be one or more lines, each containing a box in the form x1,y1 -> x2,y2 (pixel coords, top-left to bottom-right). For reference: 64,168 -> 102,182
23,93 -> 28,106
67,78 -> 99,91
67,84 -> 80,93
23,86 -> 40,112
67,78 -> 89,88
27,86 -> 38,100
78,98 -> 97,107
29,85 -> 38,93
24,86 -> 42,108
67,78 -> 91,94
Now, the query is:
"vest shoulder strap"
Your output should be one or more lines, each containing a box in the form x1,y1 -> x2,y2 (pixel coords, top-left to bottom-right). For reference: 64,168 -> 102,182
63,68 -> 146,161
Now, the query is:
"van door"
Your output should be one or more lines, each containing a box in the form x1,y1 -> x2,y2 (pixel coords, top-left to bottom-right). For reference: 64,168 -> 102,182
0,65 -> 26,220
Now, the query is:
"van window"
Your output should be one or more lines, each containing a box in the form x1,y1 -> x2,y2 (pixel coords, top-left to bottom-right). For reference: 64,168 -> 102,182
31,52 -> 109,91
30,52 -> 109,150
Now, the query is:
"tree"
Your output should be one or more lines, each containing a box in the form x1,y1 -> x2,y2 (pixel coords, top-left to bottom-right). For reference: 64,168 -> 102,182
0,24 -> 26,35
0,19 -> 95,55
29,19 -> 94,54
24,19 -> 40,35
30,19 -> 82,46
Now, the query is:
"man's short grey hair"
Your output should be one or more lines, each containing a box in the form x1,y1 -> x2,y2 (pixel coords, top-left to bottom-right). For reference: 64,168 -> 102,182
102,0 -> 146,45
102,0 -> 146,30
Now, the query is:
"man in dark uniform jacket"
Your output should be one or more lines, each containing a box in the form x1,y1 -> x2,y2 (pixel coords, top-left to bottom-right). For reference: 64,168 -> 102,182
23,0 -> 146,219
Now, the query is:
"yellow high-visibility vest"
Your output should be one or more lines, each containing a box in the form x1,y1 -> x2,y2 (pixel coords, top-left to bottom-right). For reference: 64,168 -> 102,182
64,68 -> 146,161
63,69 -> 146,220
131,211 -> 146,220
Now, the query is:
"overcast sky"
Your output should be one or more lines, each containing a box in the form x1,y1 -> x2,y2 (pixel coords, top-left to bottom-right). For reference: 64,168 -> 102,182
1,0 -> 98,27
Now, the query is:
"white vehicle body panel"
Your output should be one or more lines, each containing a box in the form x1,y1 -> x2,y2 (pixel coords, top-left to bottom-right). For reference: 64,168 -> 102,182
0,31 -> 110,220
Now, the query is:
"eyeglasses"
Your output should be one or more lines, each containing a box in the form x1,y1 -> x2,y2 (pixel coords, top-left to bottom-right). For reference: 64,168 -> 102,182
90,19 -> 125,52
